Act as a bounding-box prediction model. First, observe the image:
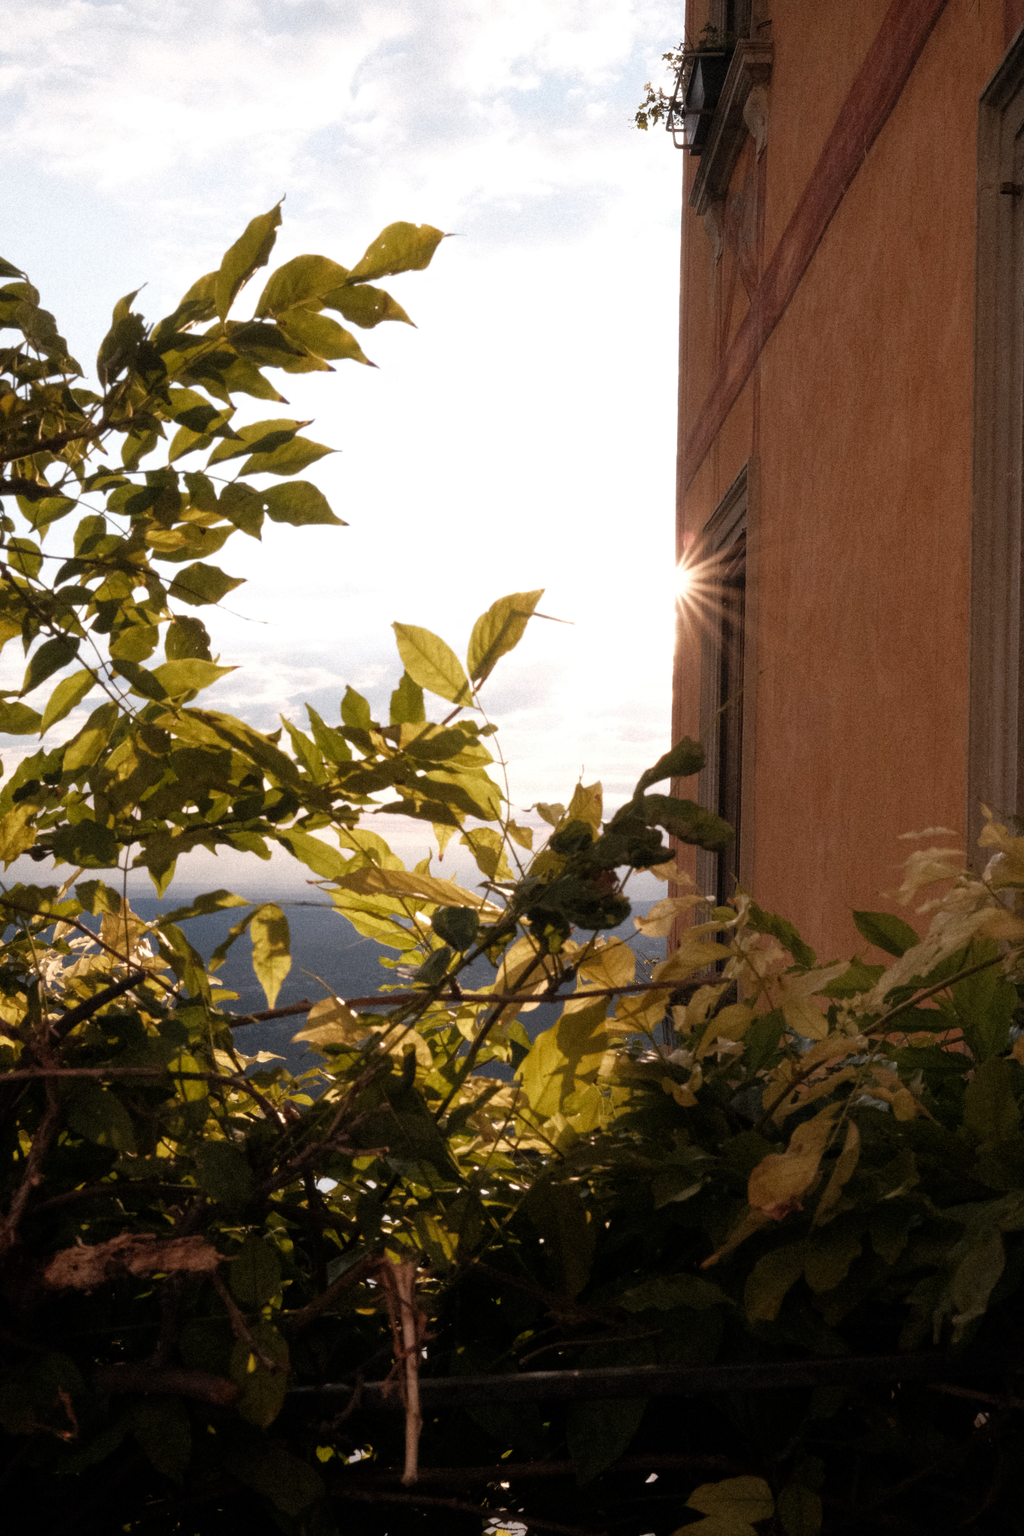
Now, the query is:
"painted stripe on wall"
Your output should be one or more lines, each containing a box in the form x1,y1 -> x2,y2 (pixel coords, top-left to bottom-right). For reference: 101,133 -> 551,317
679,0 -> 953,492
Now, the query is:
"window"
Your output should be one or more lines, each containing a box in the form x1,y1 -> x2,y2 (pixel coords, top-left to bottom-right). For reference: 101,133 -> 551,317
709,0 -> 752,40
970,32 -> 1024,852
695,464 -> 754,905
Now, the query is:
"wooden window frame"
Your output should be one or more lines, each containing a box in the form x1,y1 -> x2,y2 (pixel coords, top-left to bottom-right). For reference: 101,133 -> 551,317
969,28 -> 1024,855
695,460 -> 759,903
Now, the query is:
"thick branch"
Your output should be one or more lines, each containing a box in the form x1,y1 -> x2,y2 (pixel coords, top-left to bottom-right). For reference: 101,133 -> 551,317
93,1364 -> 238,1406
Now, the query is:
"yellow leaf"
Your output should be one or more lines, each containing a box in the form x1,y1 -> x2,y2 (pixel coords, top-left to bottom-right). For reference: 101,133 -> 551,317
747,1106 -> 840,1218
291,997 -> 366,1048
695,1003 -> 753,1060
686,1474 -> 774,1524
633,894 -> 705,936
654,935 -> 732,986
564,780 -> 602,833
578,938 -> 636,988
615,988 -> 671,1032
517,1000 -> 609,1119
781,993 -> 829,1040
250,903 -> 290,1010
0,804 -> 38,864
332,864 -> 496,911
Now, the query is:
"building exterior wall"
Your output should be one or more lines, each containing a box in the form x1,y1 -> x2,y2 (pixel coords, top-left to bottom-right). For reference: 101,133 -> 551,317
673,0 -> 1015,960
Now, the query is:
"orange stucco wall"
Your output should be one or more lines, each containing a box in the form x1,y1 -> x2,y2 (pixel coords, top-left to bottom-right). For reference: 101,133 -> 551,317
675,0 -> 1008,960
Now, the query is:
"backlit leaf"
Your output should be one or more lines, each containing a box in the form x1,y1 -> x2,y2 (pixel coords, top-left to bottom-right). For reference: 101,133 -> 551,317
261,480 -> 344,526
393,622 -> 472,705
168,562 -> 244,607
214,204 -> 282,321
230,1233 -> 282,1309
466,589 -> 543,685
39,668 -> 93,734
346,221 -> 446,283
255,253 -> 350,317
250,902 -> 290,1008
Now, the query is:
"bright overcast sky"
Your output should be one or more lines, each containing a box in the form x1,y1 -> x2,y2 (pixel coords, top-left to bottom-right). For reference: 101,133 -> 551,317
2,0 -> 685,893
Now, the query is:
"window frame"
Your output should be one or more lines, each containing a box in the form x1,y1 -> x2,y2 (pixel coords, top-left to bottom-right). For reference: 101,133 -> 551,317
969,29 -> 1024,854
695,460 -> 759,904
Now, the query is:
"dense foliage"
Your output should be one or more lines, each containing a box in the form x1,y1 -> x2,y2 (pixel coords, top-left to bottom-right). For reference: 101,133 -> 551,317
3,209 -> 1024,1536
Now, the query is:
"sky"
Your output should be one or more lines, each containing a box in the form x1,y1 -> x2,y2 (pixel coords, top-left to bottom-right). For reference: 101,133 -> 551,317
1,0 -> 687,896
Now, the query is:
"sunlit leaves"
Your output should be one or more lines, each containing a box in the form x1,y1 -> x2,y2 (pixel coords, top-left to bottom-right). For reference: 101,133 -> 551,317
250,902 -> 291,1009
393,622 -> 472,705
467,588 -> 543,685
214,204 -> 283,322
346,221 -> 447,283
168,561 -> 244,607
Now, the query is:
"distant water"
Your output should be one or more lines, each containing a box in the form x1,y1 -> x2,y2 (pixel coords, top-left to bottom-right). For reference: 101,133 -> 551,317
87,895 -> 667,1078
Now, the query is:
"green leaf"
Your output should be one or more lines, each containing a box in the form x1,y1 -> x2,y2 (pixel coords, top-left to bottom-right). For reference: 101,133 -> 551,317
0,700 -> 43,735
347,222 -> 447,283
165,616 -> 213,661
66,1082 -> 137,1153
195,1140 -> 255,1213
7,536 -> 42,579
254,254 -> 351,317
635,736 -> 705,792
341,686 -> 372,730
953,941 -> 1017,1060
466,589 -> 543,685
744,1243 -> 807,1323
965,1058 -> 1021,1140
747,902 -> 817,969
852,909 -> 920,957
389,672 -> 425,724
129,1396 -> 191,1482
523,1182 -> 594,1298
206,418 -> 302,466
432,905 -> 479,951
231,1321 -> 289,1428
275,827 -> 350,880
945,1223 -> 1006,1342
306,704 -> 352,762
169,562 -> 244,607
567,1396 -> 645,1485
620,1274 -> 728,1312
48,818 -> 120,868
218,481 -> 265,539
226,1440 -> 324,1516
150,658 -> 235,698
230,1233 -> 282,1309
636,793 -> 732,853
39,668 -> 93,734
777,1482 -> 823,1536
240,434 -> 333,478
251,901 -> 290,1008
322,281 -> 413,328
393,622 -> 472,705
261,480 -> 344,526
688,1477 -> 775,1524
278,307 -> 373,364
214,204 -> 283,321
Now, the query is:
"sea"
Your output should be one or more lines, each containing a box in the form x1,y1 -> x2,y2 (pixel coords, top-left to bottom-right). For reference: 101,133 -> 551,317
113,895 -> 669,1078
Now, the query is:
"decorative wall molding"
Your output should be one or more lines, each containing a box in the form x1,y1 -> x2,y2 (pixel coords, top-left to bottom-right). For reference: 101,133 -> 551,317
690,40 -> 773,218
